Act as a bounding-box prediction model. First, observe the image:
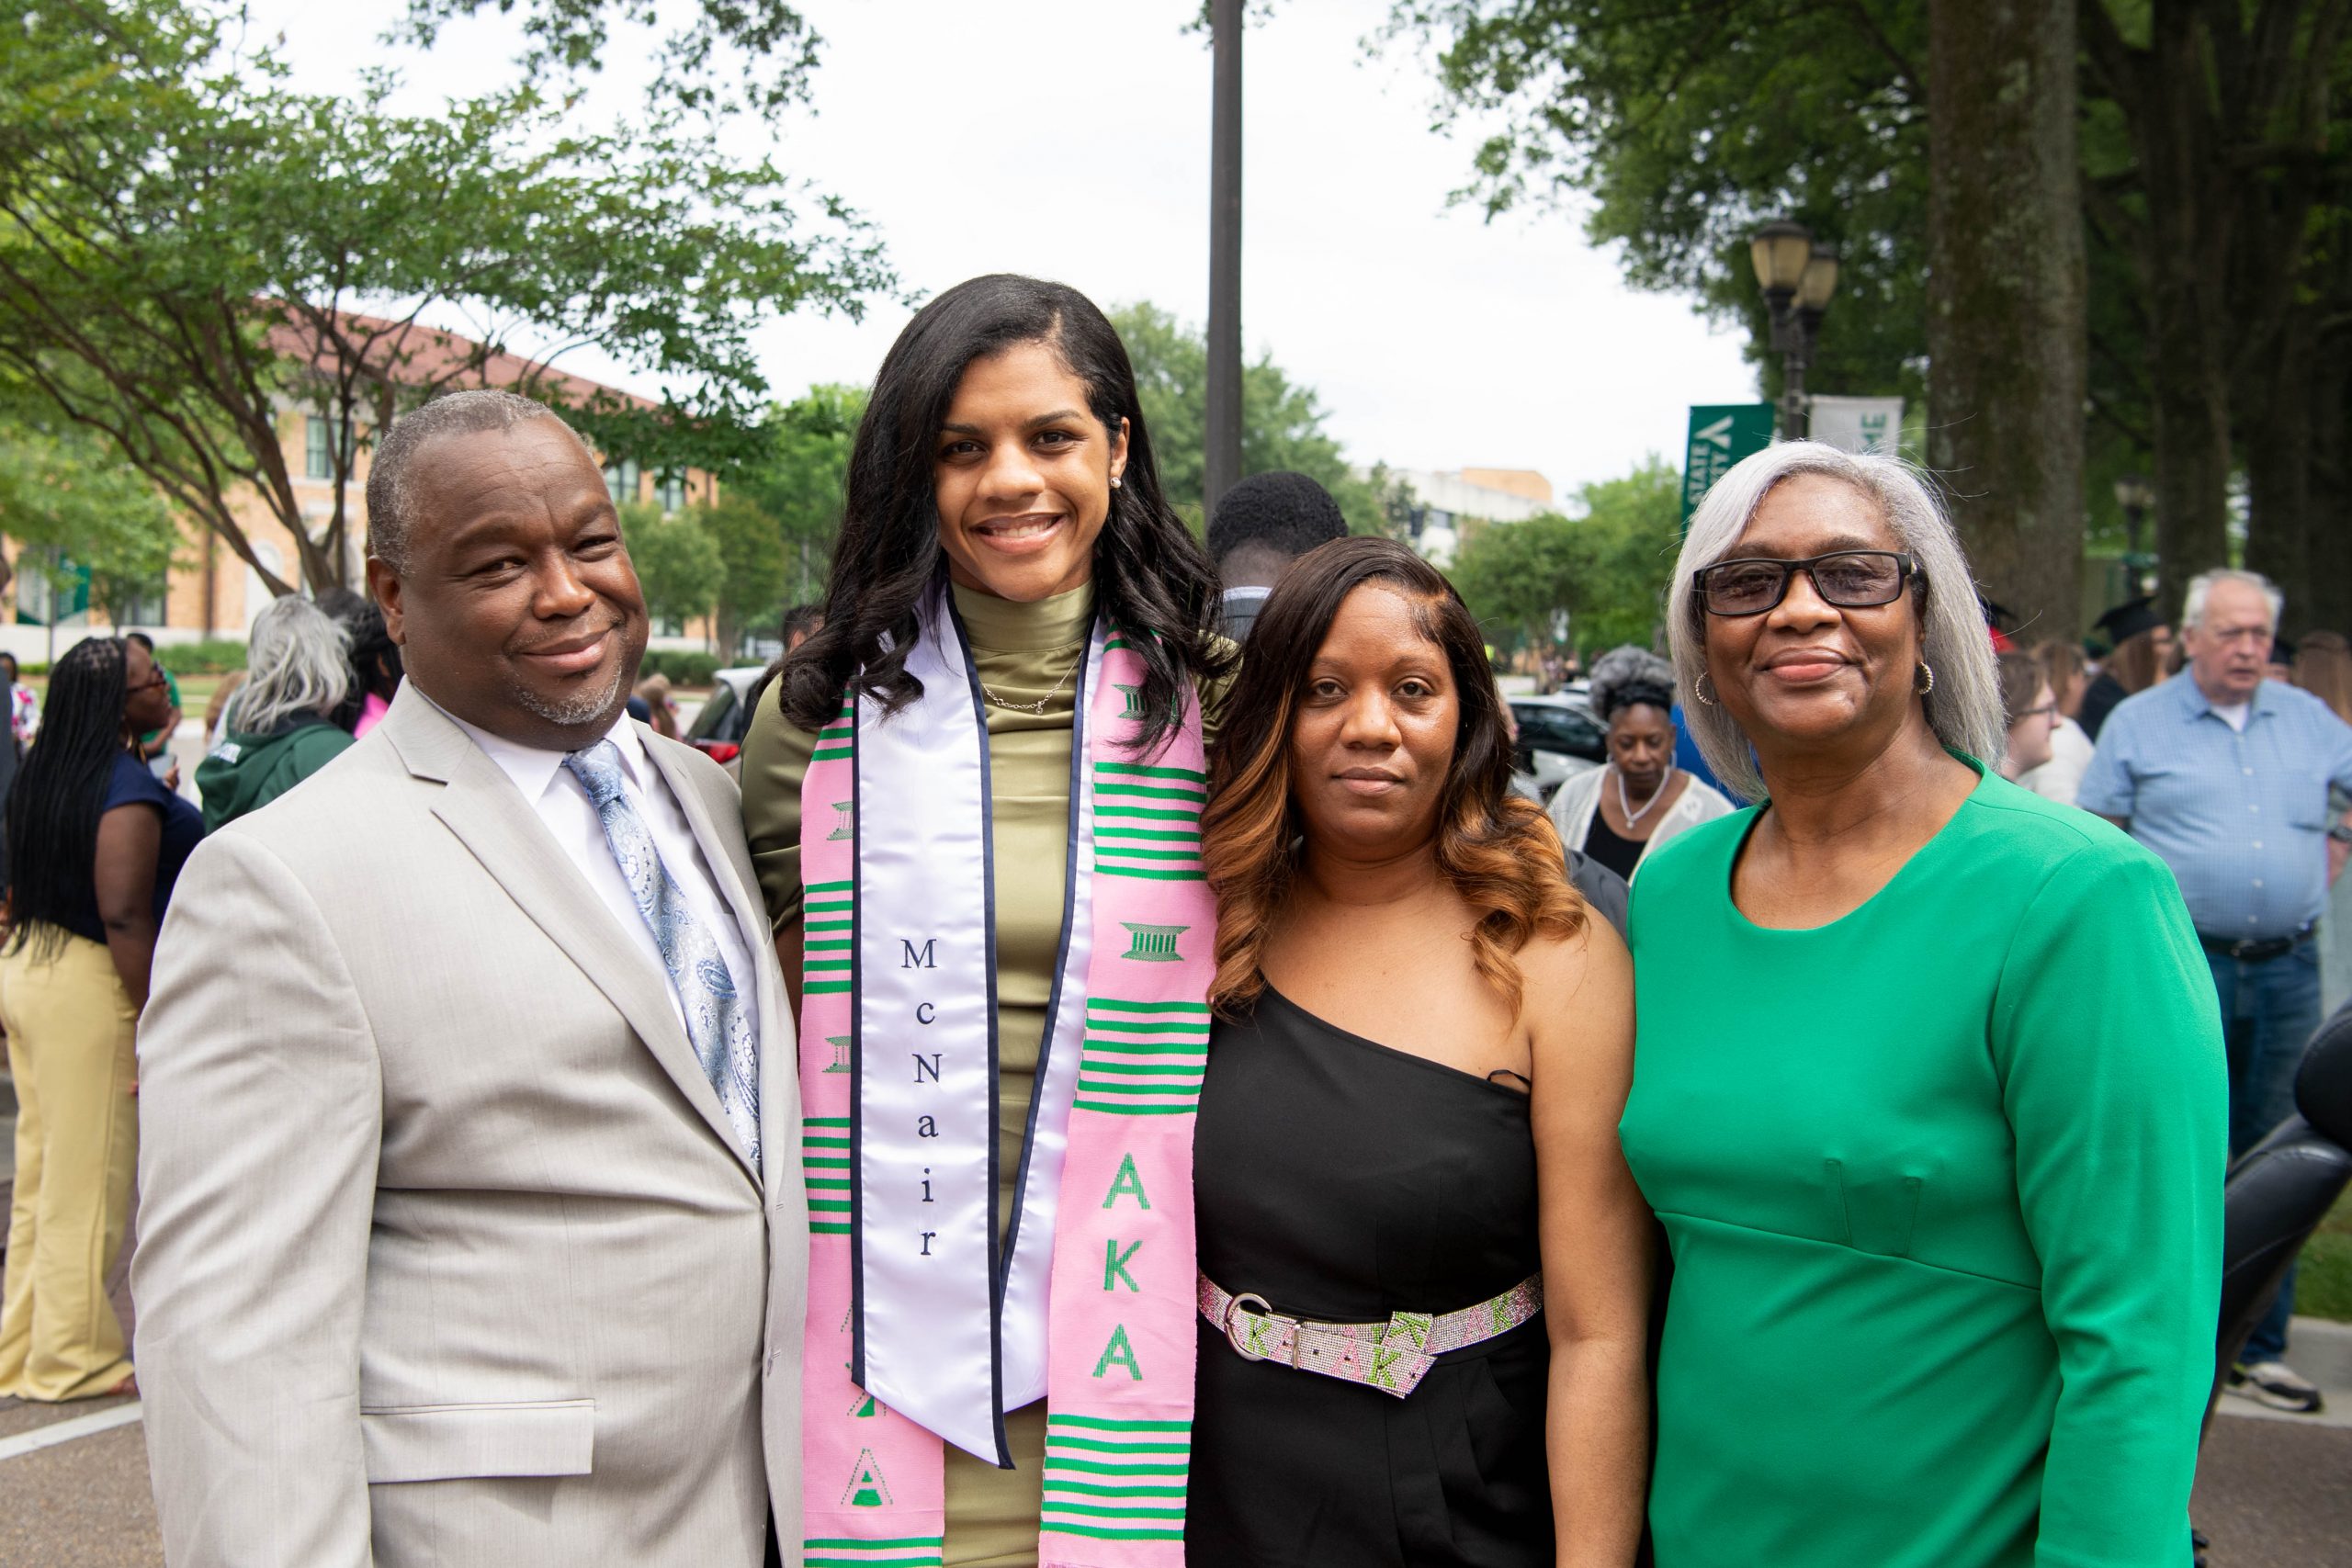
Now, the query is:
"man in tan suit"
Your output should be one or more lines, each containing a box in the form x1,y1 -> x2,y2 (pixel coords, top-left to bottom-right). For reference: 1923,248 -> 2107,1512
134,390 -> 805,1566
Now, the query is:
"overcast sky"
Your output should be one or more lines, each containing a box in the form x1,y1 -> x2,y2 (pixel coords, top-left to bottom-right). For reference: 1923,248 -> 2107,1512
250,0 -> 1758,500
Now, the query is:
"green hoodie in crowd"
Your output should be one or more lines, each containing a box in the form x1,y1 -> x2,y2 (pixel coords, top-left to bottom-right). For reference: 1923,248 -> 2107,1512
196,715 -> 355,833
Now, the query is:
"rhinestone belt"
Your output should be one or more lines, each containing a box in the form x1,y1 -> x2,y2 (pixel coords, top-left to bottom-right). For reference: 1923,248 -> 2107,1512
1197,1270 -> 1544,1399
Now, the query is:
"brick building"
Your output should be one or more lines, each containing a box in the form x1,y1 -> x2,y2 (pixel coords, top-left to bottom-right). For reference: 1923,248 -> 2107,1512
4,315 -> 716,660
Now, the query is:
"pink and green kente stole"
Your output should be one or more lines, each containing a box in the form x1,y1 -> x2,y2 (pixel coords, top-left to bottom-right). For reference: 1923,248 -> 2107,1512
797,590 -> 1211,1567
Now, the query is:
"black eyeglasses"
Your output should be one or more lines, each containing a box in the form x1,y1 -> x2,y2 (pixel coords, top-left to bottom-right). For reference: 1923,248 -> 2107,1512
1695,551 -> 1920,617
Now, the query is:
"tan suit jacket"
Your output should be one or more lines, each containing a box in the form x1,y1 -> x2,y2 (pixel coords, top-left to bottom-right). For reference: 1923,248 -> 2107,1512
134,686 -> 807,1567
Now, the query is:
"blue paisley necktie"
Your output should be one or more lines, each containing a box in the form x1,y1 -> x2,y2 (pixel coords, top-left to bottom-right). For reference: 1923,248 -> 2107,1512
564,740 -> 761,1168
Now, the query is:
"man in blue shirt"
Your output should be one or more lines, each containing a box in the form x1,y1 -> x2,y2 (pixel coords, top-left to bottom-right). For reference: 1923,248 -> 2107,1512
2081,568 -> 2352,1413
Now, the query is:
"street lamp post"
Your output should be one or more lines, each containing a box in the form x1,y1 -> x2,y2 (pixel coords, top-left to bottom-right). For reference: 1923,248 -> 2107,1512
1204,0 -> 1244,519
2117,472 -> 2154,557
2113,474 -> 2154,587
1749,220 -> 1839,441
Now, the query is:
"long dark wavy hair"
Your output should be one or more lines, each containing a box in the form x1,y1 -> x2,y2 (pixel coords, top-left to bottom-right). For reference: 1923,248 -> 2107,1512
778,274 -> 1230,752
1201,537 -> 1584,1017
6,637 -> 130,959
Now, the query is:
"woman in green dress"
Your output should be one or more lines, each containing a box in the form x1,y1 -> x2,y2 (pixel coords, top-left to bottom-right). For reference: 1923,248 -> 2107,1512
1623,440 -> 2225,1567
741,275 -> 1232,1568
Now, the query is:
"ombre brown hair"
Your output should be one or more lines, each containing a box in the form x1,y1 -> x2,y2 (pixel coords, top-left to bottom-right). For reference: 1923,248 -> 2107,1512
1200,536 -> 1585,1017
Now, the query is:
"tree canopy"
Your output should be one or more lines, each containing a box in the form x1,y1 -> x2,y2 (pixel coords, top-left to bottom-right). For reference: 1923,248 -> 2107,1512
0,0 -> 890,595
0,380 -> 178,621
1449,456 -> 1681,656
620,500 -> 726,635
734,382 -> 867,618
397,0 -> 824,124
1384,0 -> 2352,632
1109,302 -> 1404,536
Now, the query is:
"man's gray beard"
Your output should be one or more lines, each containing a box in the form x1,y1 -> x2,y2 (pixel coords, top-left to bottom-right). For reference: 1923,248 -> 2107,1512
507,663 -> 628,731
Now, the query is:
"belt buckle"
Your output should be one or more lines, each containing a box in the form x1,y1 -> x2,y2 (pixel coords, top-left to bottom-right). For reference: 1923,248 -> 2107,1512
1223,1292 -> 1281,1362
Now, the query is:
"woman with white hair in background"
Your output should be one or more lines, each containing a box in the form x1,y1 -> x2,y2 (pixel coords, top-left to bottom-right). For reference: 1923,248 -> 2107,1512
1546,644 -> 1732,882
195,595 -> 355,832
1616,442 -> 2225,1567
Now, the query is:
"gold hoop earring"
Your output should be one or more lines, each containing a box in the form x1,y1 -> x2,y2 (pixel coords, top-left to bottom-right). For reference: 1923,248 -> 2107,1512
1916,661 -> 1936,696
1693,671 -> 1718,707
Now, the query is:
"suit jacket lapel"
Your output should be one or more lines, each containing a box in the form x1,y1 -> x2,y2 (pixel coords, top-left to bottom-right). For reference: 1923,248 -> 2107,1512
385,689 -> 758,1187
640,730 -> 791,1194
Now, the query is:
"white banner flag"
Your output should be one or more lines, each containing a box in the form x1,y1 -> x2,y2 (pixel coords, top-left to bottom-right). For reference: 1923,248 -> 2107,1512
1809,395 -> 1905,457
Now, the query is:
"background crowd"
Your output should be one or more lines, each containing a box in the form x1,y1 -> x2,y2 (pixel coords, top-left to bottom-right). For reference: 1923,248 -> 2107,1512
0,276 -> 2341,1568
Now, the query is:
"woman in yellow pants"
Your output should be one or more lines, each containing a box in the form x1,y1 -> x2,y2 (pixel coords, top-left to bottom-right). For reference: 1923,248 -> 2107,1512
0,636 -> 200,1401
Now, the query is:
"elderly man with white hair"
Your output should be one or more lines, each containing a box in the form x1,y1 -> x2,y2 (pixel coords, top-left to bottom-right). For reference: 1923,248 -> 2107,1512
2081,567 -> 2352,1413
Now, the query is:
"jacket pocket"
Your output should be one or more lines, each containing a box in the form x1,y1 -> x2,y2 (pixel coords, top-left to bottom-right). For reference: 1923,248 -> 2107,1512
360,1398 -> 595,1484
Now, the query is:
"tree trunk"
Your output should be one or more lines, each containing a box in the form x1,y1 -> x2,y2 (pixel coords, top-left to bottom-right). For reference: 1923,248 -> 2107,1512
2240,310 -> 2314,632
1927,0 -> 2086,644
2307,357 -> 2352,635
2134,0 -> 2238,618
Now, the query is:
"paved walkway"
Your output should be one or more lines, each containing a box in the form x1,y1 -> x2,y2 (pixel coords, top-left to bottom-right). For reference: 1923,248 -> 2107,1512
0,1279 -> 2346,1564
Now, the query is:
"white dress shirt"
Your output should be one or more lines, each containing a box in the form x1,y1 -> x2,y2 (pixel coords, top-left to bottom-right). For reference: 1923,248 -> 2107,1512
437,701 -> 762,1064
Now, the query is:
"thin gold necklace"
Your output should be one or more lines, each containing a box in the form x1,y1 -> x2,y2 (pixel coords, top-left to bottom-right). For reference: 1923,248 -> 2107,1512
979,653 -> 1079,716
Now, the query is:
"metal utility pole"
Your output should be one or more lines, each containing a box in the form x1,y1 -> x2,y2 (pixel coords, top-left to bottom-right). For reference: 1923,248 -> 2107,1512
1204,0 -> 1244,520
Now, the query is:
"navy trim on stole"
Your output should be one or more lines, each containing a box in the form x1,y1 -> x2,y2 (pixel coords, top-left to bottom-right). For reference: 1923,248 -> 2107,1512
999,627 -> 1095,1303
847,685 -> 867,1392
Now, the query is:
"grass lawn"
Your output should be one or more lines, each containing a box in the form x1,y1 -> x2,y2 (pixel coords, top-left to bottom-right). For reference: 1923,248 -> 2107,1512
2296,1190 -> 2352,1323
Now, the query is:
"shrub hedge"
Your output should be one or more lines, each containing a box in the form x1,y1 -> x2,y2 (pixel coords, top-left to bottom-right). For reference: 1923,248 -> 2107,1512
638,649 -> 722,686
156,638 -> 250,676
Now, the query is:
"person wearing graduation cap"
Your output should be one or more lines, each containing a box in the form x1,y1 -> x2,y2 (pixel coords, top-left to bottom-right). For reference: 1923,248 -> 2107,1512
2078,596 -> 2175,741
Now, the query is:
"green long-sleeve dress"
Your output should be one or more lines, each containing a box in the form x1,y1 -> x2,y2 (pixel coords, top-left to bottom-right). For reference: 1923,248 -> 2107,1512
1622,762 -> 2225,1568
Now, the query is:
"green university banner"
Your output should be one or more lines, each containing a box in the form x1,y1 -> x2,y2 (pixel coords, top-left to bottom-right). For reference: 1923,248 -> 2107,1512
1681,404 -> 1774,527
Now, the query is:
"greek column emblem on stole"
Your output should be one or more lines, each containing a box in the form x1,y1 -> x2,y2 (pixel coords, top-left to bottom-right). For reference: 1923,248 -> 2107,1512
1120,923 -> 1188,963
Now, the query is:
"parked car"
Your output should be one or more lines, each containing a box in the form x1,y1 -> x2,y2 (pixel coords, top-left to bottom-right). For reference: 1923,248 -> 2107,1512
683,665 -> 770,765
1509,694 -> 1607,802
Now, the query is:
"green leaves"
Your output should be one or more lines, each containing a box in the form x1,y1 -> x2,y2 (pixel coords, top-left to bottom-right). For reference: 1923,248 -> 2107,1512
1384,0 -> 1928,402
1449,456 -> 1680,655
619,499 -> 725,628
0,381 -> 180,619
396,0 -> 824,124
732,381 -> 866,616
1108,300 -> 1378,534
0,0 -> 889,594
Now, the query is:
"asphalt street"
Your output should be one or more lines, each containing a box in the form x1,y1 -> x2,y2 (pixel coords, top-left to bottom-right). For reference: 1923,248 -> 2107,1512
0,1280 -> 2346,1565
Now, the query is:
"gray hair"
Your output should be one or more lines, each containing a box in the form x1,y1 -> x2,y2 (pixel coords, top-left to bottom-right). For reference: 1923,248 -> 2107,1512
365,389 -> 586,574
1588,644 -> 1677,724
1666,440 -> 2006,801
231,594 -> 351,735
2182,568 -> 2282,633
